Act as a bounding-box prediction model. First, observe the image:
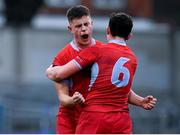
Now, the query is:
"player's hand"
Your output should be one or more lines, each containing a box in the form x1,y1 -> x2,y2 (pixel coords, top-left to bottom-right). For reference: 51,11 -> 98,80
141,95 -> 157,110
72,92 -> 85,105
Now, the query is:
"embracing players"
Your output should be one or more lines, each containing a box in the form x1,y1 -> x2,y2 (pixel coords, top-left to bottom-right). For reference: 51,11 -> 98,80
47,11 -> 157,134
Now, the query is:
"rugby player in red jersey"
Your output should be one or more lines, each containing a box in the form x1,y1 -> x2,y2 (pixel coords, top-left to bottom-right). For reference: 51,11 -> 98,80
51,5 -> 102,134
47,12 -> 157,134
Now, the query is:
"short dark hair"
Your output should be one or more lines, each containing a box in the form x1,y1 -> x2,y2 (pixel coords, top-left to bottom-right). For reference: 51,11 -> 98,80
66,5 -> 90,22
108,12 -> 133,40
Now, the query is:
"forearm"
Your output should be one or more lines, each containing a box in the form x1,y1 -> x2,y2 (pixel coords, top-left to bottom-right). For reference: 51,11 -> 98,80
59,93 -> 76,107
55,82 -> 85,108
128,89 -> 144,107
46,66 -> 67,81
55,82 -> 75,108
46,61 -> 80,81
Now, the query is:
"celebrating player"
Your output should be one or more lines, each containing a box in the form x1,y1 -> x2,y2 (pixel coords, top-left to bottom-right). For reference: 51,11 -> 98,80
51,5 -> 102,134
46,12 -> 157,133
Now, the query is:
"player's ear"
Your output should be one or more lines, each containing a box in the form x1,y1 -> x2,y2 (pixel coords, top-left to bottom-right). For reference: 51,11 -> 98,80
68,25 -> 72,32
106,27 -> 110,35
126,33 -> 132,40
106,27 -> 111,41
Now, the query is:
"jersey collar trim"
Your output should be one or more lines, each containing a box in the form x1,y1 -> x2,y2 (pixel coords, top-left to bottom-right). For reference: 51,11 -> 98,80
108,39 -> 126,46
70,40 -> 79,51
70,38 -> 96,52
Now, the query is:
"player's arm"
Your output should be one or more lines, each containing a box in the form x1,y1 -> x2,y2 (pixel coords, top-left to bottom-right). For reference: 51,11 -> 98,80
128,89 -> 157,110
46,60 -> 80,82
46,46 -> 96,81
46,47 -> 96,81
55,82 -> 85,108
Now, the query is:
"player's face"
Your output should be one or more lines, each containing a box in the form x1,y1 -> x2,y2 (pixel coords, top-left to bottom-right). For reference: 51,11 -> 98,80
68,16 -> 93,47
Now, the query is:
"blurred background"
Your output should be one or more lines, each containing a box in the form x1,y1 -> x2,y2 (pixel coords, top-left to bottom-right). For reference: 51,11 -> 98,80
0,0 -> 180,133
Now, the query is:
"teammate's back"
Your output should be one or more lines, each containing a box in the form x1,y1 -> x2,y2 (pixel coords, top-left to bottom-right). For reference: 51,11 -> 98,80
74,40 -> 137,112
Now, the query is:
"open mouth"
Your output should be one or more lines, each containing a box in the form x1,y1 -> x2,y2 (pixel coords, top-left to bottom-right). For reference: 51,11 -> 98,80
81,34 -> 89,40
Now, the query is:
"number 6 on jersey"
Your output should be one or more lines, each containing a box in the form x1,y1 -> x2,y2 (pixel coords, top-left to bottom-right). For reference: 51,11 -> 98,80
111,57 -> 130,87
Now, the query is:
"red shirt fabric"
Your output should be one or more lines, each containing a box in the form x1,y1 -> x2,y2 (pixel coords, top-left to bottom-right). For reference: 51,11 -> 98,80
76,111 -> 132,134
74,39 -> 137,112
53,39 -> 101,124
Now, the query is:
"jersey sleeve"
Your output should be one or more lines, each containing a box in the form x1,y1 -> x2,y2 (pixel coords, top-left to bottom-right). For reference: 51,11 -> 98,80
73,46 -> 98,69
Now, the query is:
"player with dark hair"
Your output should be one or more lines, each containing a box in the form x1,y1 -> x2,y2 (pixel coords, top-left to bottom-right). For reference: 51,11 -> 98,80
46,12 -> 157,134
52,5 -> 102,134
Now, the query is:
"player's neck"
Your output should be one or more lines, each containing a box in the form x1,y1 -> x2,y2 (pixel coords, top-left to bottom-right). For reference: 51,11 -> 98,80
108,36 -> 125,42
78,44 -> 90,50
75,38 -> 95,50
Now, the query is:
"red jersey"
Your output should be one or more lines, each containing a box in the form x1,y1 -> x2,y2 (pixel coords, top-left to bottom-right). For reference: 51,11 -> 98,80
74,39 -> 137,112
53,39 -> 102,113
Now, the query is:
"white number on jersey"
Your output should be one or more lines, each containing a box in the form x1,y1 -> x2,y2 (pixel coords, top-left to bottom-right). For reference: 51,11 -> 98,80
111,57 -> 130,87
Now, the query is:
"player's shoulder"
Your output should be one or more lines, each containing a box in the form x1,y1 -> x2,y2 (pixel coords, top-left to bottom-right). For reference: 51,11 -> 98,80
87,43 -> 105,53
94,41 -> 107,49
56,42 -> 75,56
95,40 -> 103,46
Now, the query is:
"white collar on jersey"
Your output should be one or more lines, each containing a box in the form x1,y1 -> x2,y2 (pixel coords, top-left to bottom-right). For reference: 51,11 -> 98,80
70,38 -> 96,52
108,39 -> 126,46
